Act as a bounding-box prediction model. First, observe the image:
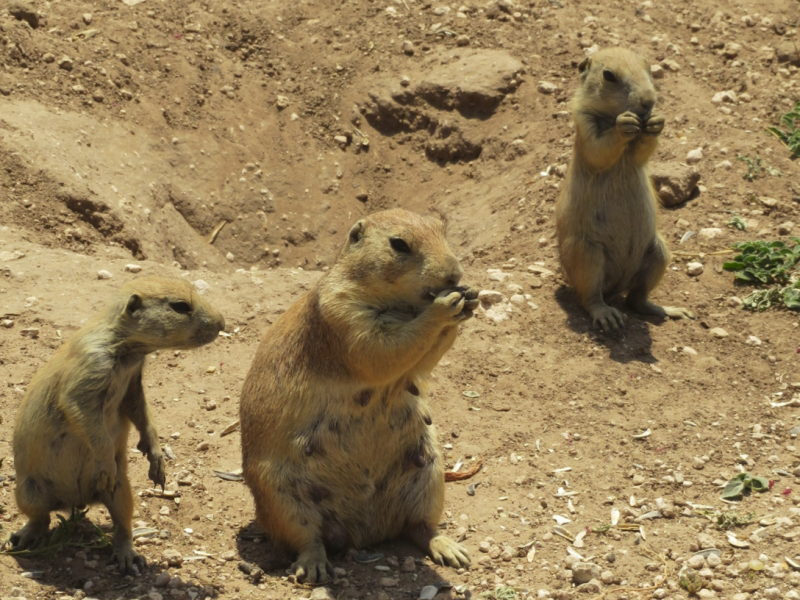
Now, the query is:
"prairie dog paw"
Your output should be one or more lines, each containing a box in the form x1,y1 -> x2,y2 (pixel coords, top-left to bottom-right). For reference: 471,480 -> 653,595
643,114 -> 665,135
616,111 -> 641,140
590,305 -> 626,332
429,535 -> 471,568
111,542 -> 146,576
432,289 -> 466,323
291,548 -> 332,584
148,453 -> 166,490
663,305 -> 694,320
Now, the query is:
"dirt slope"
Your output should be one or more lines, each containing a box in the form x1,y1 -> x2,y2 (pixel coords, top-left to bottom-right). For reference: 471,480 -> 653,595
1,0 -> 800,599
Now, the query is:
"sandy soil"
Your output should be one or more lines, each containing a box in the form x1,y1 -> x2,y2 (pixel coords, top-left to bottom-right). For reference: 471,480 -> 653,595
1,0 -> 800,599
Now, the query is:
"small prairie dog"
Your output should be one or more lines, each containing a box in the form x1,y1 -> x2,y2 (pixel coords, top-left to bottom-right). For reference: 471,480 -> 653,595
555,47 -> 694,331
6,277 -> 225,573
240,209 -> 477,583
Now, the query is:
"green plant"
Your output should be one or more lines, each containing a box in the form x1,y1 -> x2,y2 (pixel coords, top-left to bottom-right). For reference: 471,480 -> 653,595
723,239 -> 800,284
723,239 -> 800,311
727,215 -> 747,231
714,511 -> 755,530
737,154 -> 782,182
680,571 -> 707,594
767,100 -> 800,158
1,507 -> 111,557
720,473 -> 771,501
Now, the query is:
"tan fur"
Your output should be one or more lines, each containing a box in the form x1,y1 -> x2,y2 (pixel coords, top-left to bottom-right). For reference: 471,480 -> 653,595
240,209 -> 476,583
6,277 -> 225,573
555,47 -> 694,331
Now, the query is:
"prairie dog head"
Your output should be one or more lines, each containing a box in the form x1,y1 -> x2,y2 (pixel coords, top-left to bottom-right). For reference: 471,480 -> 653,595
114,276 -> 226,351
574,48 -> 657,120
332,209 -> 463,308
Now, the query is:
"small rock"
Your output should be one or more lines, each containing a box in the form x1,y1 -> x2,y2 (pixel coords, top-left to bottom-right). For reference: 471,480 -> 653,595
193,280 -> 210,295
154,572 -> 172,587
456,35 -> 470,47
709,328 -> 728,338
501,546 -> 515,561
83,13 -> 93,24
697,532 -> 717,549
686,148 -> 704,164
97,270 -> 113,280
310,588 -> 335,600
401,556 -> 415,572
763,588 -> 780,600
651,162 -> 701,207
1,319 -> 13,328
42,52 -> 55,63
699,228 -> 723,239
402,40 -> 415,55
58,56 -> 74,71
161,549 -> 183,567
196,441 -> 210,451
779,221 -> 795,235
633,474 -> 646,485
688,555 -> 706,569
687,262 -> 704,276
651,64 -> 664,78
723,42 -> 741,58
21,327 -> 40,338
378,577 -> 398,587
576,579 -> 601,594
727,296 -> 743,308
707,553 -> 721,568
537,81 -> 558,95
478,290 -> 506,305
712,91 -> 737,104
226,252 -> 235,262
92,90 -> 104,103
276,95 -> 290,109
760,197 -> 779,209
714,160 -> 732,170
682,347 -> 697,357
334,135 -> 348,148
571,562 -> 601,585
600,570 -> 614,585
124,264 -> 142,273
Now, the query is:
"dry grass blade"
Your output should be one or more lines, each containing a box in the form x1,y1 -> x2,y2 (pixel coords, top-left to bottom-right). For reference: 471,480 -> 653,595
0,507 -> 110,558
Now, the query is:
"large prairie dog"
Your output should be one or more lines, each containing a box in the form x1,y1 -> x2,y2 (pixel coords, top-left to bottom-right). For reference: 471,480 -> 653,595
240,209 -> 477,583
555,47 -> 694,331
6,277 -> 225,574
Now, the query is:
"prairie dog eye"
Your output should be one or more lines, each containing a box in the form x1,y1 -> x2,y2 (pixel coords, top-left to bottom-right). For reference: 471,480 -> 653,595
389,238 -> 412,254
169,301 -> 192,314
603,70 -> 617,83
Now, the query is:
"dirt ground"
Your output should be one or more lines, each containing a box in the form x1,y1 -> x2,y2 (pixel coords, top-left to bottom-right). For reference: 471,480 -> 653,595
2,0 -> 800,599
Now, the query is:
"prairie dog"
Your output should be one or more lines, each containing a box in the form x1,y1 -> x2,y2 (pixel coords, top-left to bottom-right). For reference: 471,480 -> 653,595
555,47 -> 694,331
6,277 -> 225,574
240,209 -> 476,583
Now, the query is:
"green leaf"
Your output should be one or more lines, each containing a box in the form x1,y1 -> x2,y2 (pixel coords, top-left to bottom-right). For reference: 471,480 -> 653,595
749,477 -> 771,492
720,478 -> 746,500
723,261 -> 745,271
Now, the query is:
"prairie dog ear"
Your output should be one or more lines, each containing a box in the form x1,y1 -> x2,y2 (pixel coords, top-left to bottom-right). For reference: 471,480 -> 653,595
578,56 -> 592,73
125,294 -> 143,318
348,220 -> 366,245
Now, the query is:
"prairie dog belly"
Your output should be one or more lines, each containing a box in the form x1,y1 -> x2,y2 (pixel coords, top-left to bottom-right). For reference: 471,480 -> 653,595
283,385 -> 440,549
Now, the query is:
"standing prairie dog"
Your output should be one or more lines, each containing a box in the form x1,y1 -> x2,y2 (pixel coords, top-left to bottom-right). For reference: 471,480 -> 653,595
240,209 -> 476,584
555,47 -> 694,331
6,277 -> 225,574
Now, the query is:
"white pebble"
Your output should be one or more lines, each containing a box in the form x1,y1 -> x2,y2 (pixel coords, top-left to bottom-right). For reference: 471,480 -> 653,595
97,270 -> 113,280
